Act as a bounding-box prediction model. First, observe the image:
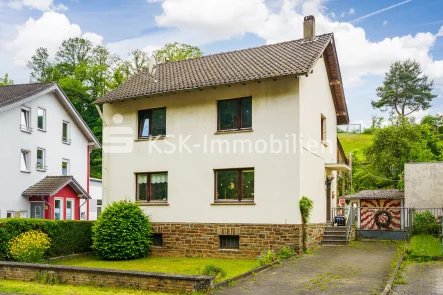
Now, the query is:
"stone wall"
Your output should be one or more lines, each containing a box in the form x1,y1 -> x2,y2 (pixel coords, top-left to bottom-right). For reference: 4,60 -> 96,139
0,261 -> 213,293
349,225 -> 356,241
305,223 -> 327,250
151,223 -> 303,258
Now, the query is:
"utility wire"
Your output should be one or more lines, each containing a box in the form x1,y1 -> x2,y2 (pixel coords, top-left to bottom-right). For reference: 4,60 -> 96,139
355,161 -> 401,182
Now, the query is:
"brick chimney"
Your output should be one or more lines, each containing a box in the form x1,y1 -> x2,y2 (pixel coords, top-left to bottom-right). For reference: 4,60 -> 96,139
303,15 -> 316,40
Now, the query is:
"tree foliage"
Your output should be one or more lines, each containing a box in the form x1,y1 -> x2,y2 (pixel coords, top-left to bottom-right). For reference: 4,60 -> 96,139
372,59 -> 437,116
0,73 -> 13,86
27,40 -> 201,178
155,42 -> 202,63
365,117 -> 442,187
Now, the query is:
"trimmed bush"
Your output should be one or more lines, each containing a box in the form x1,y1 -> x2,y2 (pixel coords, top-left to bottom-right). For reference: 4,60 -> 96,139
92,200 -> 153,260
0,219 -> 93,260
413,210 -> 440,235
9,230 -> 51,263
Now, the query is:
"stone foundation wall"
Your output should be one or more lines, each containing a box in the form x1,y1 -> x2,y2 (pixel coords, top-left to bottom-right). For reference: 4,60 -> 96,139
305,223 -> 327,250
151,223 -> 303,258
0,262 -> 213,293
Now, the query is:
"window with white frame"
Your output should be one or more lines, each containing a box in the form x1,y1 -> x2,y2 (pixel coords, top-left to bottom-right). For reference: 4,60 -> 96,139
20,107 -> 31,132
66,199 -> 74,220
20,150 -> 31,172
54,199 -> 63,220
62,159 -> 70,176
37,108 -> 46,131
62,121 -> 71,144
36,148 -> 46,171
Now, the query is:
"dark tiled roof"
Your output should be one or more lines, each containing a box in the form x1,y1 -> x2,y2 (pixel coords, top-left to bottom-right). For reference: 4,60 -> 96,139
345,190 -> 404,200
96,34 -> 334,104
0,83 -> 55,108
22,176 -> 90,198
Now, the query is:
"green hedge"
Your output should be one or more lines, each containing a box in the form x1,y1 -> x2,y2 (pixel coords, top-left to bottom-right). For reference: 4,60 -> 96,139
0,219 -> 93,260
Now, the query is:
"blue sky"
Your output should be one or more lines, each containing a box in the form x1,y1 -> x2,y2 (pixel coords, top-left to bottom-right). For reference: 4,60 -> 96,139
0,0 -> 442,127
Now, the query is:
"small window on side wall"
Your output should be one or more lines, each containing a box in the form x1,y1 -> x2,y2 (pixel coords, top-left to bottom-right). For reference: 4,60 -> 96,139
138,108 -> 166,139
219,235 -> 240,250
136,172 -> 168,202
321,115 -> 326,142
62,121 -> 71,144
215,168 -> 254,202
20,150 -> 31,172
218,97 -> 252,131
36,148 -> 46,171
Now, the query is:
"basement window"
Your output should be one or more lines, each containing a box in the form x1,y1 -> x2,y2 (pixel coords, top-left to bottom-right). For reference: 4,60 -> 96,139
153,233 -> 163,247
219,235 -> 240,250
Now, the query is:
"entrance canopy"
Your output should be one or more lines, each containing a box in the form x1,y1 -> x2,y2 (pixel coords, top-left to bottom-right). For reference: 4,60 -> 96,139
22,176 -> 91,199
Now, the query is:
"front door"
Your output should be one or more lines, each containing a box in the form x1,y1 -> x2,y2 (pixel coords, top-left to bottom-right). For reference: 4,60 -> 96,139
31,202 -> 44,219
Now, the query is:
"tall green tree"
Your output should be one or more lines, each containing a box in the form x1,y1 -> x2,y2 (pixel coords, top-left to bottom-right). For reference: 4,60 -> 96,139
0,73 -> 13,86
27,48 -> 59,83
155,42 -> 202,63
372,59 -> 437,116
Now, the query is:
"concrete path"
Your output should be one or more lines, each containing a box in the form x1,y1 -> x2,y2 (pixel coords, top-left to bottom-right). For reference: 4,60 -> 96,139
214,242 -> 398,295
392,261 -> 443,295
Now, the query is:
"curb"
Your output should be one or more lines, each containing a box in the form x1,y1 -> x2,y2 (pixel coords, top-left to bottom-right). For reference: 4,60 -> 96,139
212,260 -> 280,289
380,252 -> 404,295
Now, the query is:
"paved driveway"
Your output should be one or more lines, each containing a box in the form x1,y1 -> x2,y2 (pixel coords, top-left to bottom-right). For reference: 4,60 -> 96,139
214,242 -> 398,295
392,261 -> 443,295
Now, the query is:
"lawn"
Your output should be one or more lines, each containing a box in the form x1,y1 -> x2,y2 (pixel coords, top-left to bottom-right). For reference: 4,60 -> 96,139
0,279 -> 173,295
51,256 -> 259,282
408,234 -> 442,257
338,133 -> 374,155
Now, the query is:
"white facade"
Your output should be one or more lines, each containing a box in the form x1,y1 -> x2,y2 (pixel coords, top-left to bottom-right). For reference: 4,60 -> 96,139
405,162 -> 443,208
0,87 -> 98,218
88,178 -> 103,220
102,56 -> 341,225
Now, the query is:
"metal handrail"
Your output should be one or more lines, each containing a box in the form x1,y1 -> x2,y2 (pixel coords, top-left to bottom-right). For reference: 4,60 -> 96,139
345,207 -> 355,244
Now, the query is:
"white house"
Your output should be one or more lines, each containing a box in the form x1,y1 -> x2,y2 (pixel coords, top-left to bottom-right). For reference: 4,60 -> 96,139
405,162 -> 443,208
98,16 -> 350,257
0,83 -> 100,220
89,177 -> 103,220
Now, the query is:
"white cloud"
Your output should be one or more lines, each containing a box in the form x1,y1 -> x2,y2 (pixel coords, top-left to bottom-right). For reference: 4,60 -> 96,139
2,12 -> 103,67
8,0 -> 67,11
340,12 -> 345,17
348,8 -> 355,15
438,26 -> 443,37
82,32 -> 103,45
383,20 -> 388,26
329,11 -> 335,18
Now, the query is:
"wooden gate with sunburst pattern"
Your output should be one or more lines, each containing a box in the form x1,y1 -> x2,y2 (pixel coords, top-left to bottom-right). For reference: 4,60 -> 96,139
360,199 -> 402,230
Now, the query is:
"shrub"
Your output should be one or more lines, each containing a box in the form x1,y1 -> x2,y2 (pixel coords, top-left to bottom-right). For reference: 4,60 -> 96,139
258,249 -> 276,266
93,200 -> 153,260
201,264 -> 227,279
8,230 -> 50,263
299,196 -> 314,224
278,248 -> 295,260
413,210 -> 440,235
0,219 -> 93,260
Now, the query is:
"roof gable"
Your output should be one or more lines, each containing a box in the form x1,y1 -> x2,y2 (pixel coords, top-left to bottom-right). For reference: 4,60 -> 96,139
0,83 -> 100,148
22,176 -> 91,198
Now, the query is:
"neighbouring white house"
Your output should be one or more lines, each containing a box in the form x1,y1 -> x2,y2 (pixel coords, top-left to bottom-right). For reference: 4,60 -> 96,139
97,16 -> 350,257
0,83 -> 100,220
405,162 -> 443,208
89,177 -> 103,220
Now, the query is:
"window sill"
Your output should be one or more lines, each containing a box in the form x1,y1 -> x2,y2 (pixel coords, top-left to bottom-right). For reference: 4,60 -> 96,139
62,141 -> 71,145
36,168 -> 47,172
38,128 -> 46,132
20,129 -> 32,134
218,249 -> 240,252
21,170 -> 31,174
135,135 -> 167,142
211,202 -> 255,206
214,129 -> 253,135
137,202 -> 169,206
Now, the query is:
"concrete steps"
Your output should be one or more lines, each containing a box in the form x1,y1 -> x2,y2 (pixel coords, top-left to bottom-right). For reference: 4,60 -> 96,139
322,226 -> 347,245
